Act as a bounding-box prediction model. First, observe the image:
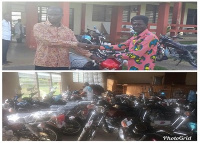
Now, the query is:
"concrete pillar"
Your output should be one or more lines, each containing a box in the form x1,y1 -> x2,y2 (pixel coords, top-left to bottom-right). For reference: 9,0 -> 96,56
110,6 -> 123,44
2,73 -> 20,102
156,3 -> 170,37
25,3 -> 38,48
60,2 -> 70,27
180,3 -> 186,26
171,2 -> 182,36
81,4 -> 86,34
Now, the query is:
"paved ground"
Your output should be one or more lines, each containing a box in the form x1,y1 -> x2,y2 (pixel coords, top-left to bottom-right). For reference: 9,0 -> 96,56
62,128 -> 119,141
155,58 -> 197,70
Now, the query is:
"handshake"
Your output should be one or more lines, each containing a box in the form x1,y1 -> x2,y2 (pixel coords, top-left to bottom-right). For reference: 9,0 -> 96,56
77,43 -> 100,50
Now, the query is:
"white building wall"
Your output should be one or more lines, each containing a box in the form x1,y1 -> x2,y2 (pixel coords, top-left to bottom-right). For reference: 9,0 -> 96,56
70,3 -> 82,34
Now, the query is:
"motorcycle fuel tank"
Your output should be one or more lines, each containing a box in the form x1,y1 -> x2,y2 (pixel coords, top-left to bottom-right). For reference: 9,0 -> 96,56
100,58 -> 122,70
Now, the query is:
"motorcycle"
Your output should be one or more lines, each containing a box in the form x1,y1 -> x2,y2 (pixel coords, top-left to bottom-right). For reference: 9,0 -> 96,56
77,95 -> 140,141
77,98 -> 112,141
77,26 -> 106,45
3,92 -> 48,113
3,110 -> 64,141
91,49 -> 129,70
118,98 -> 197,141
42,87 -> 66,105
156,34 -> 197,67
60,100 -> 93,135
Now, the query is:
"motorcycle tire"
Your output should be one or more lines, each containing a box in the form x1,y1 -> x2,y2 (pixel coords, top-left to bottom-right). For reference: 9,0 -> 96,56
39,126 -> 62,141
63,118 -> 83,135
188,58 -> 197,67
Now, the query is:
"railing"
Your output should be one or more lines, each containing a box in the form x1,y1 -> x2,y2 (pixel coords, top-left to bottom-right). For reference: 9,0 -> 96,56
116,22 -> 197,43
169,24 -> 197,34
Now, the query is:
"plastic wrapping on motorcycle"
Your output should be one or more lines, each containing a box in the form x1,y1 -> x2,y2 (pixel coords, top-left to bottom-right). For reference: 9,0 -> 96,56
69,52 -> 89,69
100,58 -> 122,70
7,110 -> 58,124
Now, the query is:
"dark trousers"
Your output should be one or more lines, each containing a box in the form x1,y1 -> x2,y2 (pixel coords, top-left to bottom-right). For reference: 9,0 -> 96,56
16,34 -> 23,43
35,66 -> 69,70
2,39 -> 10,64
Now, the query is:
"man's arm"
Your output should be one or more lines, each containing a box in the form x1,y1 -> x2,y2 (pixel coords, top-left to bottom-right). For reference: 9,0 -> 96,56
115,36 -> 158,59
99,39 -> 131,51
33,23 -> 78,47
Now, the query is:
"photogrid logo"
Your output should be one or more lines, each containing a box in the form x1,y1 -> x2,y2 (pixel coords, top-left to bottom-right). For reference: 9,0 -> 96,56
163,136 -> 192,141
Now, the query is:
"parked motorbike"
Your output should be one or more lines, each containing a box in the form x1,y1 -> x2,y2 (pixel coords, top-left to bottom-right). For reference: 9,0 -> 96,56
42,87 -> 66,105
77,98 -> 111,141
3,92 -> 48,113
3,110 -> 64,141
77,26 -> 106,45
61,100 -> 93,135
118,98 -> 197,141
91,49 -> 129,70
69,52 -> 99,70
77,94 -> 140,141
156,35 -> 197,67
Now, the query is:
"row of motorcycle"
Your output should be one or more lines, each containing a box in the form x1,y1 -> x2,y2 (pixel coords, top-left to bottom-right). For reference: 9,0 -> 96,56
3,87 -> 197,141
69,26 -> 197,70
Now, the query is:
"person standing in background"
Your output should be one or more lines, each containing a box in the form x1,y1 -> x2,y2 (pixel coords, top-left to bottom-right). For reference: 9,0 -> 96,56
14,19 -> 24,43
2,13 -> 12,65
80,82 -> 94,101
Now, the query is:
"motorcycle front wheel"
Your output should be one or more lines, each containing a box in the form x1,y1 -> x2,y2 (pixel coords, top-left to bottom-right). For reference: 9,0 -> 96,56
188,58 -> 197,67
39,127 -> 62,141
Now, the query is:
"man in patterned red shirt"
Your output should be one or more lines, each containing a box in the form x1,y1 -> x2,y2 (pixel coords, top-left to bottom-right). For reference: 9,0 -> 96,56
88,15 -> 159,70
33,6 -> 99,70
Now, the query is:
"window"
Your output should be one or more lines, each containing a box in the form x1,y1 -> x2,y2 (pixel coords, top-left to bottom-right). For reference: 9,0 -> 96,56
168,7 -> 173,24
186,9 -> 197,25
145,4 -> 158,23
92,5 -> 112,22
18,72 -> 61,99
18,72 -> 37,97
123,6 -> 131,22
38,6 -> 48,22
73,72 -> 83,83
73,72 -> 104,87
11,12 -> 21,28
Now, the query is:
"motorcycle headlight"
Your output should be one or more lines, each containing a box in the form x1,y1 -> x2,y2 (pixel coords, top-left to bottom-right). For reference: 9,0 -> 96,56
175,107 -> 181,114
95,106 -> 105,113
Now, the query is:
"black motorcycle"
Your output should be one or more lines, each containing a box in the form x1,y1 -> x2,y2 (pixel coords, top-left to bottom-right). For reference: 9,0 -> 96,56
156,35 -> 197,67
76,26 -> 106,45
3,93 -> 48,113
77,95 -> 139,141
77,98 -> 111,141
3,110 -> 64,141
118,100 -> 197,141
